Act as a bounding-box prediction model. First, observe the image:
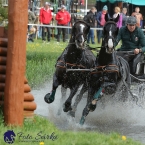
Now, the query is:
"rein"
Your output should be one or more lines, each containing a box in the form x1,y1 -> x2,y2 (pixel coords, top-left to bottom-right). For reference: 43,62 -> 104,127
56,60 -> 86,69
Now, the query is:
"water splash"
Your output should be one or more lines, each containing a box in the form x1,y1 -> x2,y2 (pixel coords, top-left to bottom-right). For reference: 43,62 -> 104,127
32,81 -> 145,143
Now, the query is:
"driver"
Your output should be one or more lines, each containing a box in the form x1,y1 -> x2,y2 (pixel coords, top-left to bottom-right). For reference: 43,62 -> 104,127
115,16 -> 145,78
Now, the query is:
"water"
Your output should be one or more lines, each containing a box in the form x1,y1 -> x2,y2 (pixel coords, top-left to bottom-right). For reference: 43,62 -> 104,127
32,81 -> 145,144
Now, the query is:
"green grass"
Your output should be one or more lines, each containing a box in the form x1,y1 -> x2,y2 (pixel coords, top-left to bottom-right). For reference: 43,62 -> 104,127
0,113 -> 143,145
26,39 -> 65,88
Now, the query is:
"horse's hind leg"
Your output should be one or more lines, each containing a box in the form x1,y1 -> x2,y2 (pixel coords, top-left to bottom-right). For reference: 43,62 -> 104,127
44,73 -> 61,104
63,85 -> 79,112
68,83 -> 88,117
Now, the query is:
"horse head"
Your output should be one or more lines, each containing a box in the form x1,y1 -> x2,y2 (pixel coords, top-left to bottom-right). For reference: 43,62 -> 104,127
102,14 -> 119,54
70,20 -> 90,49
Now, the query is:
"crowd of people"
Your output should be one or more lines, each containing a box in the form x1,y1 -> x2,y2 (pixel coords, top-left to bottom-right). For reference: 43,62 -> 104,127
27,2 -> 145,79
27,2 -> 144,46
27,2 -> 71,43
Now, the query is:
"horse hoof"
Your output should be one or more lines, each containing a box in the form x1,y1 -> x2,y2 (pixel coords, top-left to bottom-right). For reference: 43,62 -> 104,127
79,116 -> 85,125
68,111 -> 75,118
88,103 -> 96,112
63,102 -> 72,112
44,93 -> 54,104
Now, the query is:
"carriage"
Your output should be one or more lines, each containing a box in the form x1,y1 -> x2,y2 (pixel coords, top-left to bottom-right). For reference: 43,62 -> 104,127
116,51 -> 145,81
44,15 -> 145,125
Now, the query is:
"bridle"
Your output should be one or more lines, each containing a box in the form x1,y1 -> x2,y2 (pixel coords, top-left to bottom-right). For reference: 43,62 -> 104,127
103,22 -> 118,52
75,32 -> 87,41
71,20 -> 90,48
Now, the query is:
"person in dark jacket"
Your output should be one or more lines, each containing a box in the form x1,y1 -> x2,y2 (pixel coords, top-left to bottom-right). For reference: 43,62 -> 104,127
28,9 -> 36,30
96,5 -> 109,44
121,7 -> 128,26
83,7 -> 97,44
115,16 -> 145,77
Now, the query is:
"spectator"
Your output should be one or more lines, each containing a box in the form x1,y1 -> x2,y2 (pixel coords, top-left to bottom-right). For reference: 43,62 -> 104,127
83,7 -> 97,44
55,5 -> 71,42
28,9 -> 36,30
39,2 -> 52,43
96,5 -> 109,44
27,27 -> 36,42
121,7 -> 128,26
113,6 -> 122,29
131,7 -> 143,27
37,26 -> 42,39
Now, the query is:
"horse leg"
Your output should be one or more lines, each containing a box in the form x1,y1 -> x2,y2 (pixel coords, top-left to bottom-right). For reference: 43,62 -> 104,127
80,99 -> 98,125
79,87 -> 102,125
44,73 -> 60,104
57,86 -> 67,115
79,90 -> 93,125
69,83 -> 88,117
63,85 -> 79,112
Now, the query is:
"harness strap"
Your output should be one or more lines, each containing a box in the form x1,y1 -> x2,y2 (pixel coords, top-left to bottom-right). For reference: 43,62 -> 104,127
91,64 -> 120,77
56,60 -> 66,68
95,64 -> 119,70
66,63 -> 85,68
91,70 -> 119,74
56,60 -> 86,69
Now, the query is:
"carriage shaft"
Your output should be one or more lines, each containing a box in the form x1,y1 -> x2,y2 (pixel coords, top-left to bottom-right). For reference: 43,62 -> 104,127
66,69 -> 93,72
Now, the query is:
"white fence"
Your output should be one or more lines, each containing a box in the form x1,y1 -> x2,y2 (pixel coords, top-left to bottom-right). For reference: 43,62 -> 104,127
2,0 -> 8,7
28,24 -> 145,31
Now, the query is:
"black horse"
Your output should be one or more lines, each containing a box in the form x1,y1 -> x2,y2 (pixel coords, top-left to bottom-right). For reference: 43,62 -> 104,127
44,20 -> 96,112
79,15 -> 131,125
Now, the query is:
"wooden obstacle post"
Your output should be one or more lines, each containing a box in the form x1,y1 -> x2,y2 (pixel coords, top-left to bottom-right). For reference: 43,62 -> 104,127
4,0 -> 28,126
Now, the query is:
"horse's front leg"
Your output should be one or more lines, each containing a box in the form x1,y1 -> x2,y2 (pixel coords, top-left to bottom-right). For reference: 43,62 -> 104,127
44,72 -> 61,104
63,85 -> 79,112
79,87 -> 102,125
68,83 -> 88,117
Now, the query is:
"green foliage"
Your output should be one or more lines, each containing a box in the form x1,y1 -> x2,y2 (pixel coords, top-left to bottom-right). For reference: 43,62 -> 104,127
0,6 -> 8,23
